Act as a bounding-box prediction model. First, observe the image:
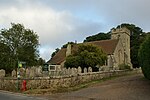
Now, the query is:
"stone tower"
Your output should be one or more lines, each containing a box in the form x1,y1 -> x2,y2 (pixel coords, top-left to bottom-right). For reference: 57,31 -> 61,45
111,27 -> 132,67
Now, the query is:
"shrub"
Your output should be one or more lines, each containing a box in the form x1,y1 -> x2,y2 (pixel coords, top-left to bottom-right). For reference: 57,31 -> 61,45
138,34 -> 150,79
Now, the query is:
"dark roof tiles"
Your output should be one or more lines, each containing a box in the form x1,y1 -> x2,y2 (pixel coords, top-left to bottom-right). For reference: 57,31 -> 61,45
48,39 -> 119,64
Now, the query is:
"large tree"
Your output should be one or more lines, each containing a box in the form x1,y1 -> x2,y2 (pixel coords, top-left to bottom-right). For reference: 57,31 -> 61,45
65,44 -> 107,71
138,34 -> 150,79
83,32 -> 111,42
0,23 -> 39,72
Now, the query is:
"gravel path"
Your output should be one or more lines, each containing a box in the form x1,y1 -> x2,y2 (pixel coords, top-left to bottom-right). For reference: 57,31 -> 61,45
45,74 -> 150,100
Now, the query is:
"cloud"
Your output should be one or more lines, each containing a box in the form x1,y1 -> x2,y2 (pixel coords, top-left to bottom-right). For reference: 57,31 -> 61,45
0,1 -> 101,61
1,0 -> 150,61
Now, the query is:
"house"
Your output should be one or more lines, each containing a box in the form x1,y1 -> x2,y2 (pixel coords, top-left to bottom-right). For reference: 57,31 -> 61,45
47,27 -> 132,71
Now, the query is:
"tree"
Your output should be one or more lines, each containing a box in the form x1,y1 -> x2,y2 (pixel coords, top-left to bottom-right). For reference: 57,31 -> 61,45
51,42 -> 76,58
64,44 -> 107,71
138,34 -> 150,79
51,48 -> 60,58
0,23 -> 39,72
37,57 -> 45,65
61,42 -> 76,48
83,32 -> 111,42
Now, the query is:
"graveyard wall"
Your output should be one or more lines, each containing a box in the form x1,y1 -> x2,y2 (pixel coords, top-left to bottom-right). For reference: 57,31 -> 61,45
0,69 -> 141,92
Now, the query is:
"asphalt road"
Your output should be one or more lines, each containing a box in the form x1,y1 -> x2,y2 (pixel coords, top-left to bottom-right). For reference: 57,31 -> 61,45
0,91 -> 48,100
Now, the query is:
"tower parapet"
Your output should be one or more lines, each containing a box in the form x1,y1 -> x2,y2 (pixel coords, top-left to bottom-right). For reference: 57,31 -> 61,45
111,27 -> 130,40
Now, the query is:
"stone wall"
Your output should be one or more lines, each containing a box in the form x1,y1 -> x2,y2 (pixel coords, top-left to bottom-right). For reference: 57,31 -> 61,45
0,69 -> 140,92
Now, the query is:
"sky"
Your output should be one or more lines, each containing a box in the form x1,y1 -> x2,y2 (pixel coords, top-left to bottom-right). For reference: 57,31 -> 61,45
0,0 -> 150,61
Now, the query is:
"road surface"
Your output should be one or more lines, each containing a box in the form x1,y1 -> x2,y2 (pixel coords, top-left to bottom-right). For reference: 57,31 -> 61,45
45,74 -> 150,100
0,90 -> 48,100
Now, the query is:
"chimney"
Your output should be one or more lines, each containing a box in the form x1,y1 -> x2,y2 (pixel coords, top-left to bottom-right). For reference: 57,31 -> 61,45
66,44 -> 71,57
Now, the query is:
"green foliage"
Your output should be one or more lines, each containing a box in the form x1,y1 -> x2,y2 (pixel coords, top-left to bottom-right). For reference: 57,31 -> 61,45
83,32 -> 111,42
37,58 -> 45,66
51,48 -> 60,58
65,44 -> 107,71
51,42 -> 76,58
62,42 -> 76,48
138,34 -> 150,79
119,64 -> 131,70
0,23 -> 39,72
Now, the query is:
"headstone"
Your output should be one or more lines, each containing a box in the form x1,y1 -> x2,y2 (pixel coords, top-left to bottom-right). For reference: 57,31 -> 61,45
74,68 -> 78,74
35,66 -> 42,77
68,67 -> 71,75
62,68 -> 67,76
77,66 -> 82,73
71,68 -> 76,75
20,68 -> 25,77
12,70 -> 16,77
26,68 -> 30,77
0,69 -> 5,78
99,67 -> 101,72
88,67 -> 92,72
84,67 -> 87,73
29,66 -> 36,77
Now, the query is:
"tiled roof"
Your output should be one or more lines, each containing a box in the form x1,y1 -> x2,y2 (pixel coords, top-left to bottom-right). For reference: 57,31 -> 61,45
87,39 -> 119,55
47,48 -> 66,65
48,39 -> 119,64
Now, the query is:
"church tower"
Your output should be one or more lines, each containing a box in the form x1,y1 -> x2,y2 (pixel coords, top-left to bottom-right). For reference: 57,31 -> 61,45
111,27 -> 132,67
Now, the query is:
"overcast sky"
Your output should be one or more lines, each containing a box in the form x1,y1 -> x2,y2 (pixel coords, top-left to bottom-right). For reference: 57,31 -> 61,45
0,0 -> 150,61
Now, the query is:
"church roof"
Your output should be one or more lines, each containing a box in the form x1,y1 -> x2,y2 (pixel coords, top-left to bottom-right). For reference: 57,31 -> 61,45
48,39 -> 119,65
47,48 -> 67,65
87,39 -> 119,55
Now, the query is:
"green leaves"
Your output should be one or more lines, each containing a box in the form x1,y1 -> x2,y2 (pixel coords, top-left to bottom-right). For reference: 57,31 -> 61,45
0,23 -> 39,72
65,44 -> 107,71
138,34 -> 150,79
83,32 -> 111,42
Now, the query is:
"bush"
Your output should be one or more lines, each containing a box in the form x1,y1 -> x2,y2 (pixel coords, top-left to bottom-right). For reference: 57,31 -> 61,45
138,34 -> 150,79
119,64 -> 131,70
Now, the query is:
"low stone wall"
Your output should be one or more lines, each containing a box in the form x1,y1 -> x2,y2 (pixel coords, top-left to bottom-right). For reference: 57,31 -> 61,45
0,69 -> 140,92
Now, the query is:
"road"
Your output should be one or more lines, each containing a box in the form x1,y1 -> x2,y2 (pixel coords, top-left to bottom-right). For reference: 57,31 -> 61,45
44,74 -> 150,100
0,90 -> 48,100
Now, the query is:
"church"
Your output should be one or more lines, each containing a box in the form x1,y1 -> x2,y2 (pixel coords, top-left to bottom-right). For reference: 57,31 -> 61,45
47,27 -> 132,71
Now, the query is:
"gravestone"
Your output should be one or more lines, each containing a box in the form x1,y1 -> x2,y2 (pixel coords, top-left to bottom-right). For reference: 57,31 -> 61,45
29,66 -> 36,77
35,66 -> 42,77
88,67 -> 92,72
67,67 -> 71,75
84,67 -> 87,73
0,69 -> 5,78
12,70 -> 16,77
77,66 -> 82,73
26,68 -> 30,77
20,68 -> 25,77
